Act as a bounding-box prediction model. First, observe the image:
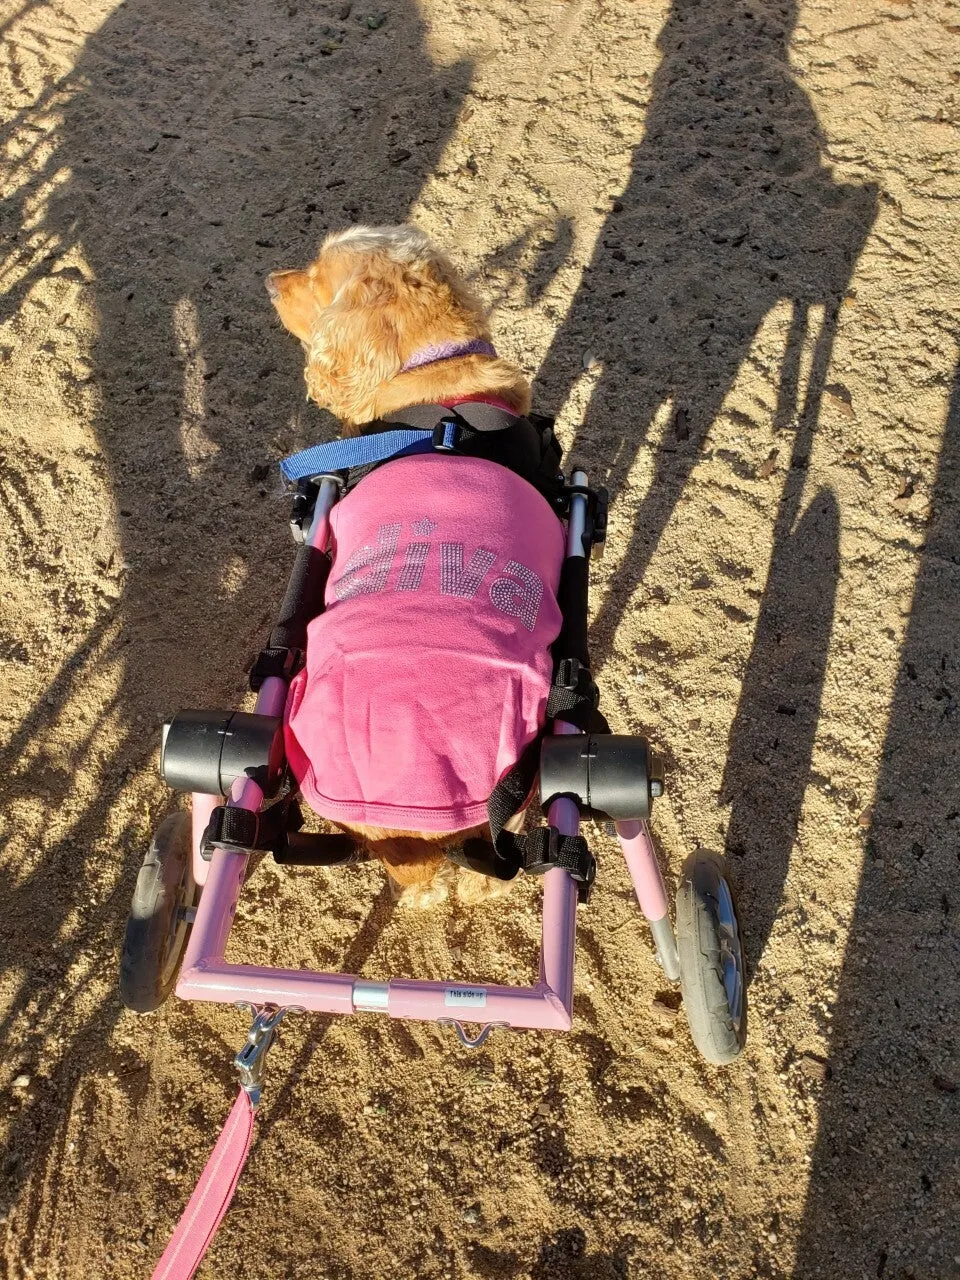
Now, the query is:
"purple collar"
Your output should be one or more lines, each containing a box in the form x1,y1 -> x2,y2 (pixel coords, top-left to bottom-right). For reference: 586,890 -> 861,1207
400,338 -> 497,374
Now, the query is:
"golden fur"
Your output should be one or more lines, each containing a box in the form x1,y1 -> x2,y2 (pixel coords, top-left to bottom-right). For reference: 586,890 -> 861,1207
269,225 -> 531,906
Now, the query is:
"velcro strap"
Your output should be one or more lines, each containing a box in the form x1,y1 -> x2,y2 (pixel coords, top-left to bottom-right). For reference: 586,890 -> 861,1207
201,800 -> 300,860
248,646 -> 302,691
546,658 -> 601,731
521,827 -> 596,903
202,806 -> 259,857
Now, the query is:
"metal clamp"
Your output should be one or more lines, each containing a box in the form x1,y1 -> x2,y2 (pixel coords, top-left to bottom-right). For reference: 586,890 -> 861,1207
233,1004 -> 302,1108
290,473 -> 345,543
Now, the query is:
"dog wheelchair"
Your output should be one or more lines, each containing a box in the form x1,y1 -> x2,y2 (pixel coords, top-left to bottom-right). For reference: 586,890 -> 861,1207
119,422 -> 746,1278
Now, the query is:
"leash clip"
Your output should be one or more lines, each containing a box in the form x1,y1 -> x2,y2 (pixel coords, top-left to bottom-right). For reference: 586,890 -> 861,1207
437,1019 -> 508,1048
233,1004 -> 301,1107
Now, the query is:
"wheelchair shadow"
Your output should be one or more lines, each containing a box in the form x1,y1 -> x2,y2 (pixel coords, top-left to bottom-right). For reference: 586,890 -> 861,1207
0,0 -> 471,1253
792,363 -> 960,1278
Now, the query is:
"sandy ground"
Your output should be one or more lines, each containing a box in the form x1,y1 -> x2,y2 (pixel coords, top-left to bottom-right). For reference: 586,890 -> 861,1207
0,0 -> 958,1276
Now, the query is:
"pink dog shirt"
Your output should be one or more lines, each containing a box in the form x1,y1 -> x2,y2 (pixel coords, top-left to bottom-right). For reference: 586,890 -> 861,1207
284,454 -> 565,832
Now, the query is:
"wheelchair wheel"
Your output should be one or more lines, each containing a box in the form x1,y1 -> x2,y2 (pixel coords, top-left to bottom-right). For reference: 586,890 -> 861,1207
119,812 -> 197,1013
675,851 -> 746,1065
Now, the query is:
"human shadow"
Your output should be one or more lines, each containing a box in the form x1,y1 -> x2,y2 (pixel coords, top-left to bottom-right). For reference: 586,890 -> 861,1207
532,0 -> 876,984
535,0 -> 877,665
0,0 -> 470,1253
792,365 -> 960,1279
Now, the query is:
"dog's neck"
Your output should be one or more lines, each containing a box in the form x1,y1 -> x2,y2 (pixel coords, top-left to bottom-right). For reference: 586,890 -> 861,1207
438,393 -> 520,414
369,351 -> 532,423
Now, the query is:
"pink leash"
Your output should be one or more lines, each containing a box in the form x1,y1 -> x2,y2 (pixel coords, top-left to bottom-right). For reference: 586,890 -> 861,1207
151,1090 -> 256,1280
150,1006 -> 295,1280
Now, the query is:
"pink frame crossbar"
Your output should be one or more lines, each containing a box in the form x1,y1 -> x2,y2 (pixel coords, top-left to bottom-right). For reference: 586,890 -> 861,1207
176,474 -> 676,1034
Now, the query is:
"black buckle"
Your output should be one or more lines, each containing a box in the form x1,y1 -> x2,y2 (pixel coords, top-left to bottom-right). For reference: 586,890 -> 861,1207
556,657 -> 583,691
548,658 -> 600,725
289,474 -> 345,543
432,419 -> 461,452
589,485 -> 609,548
523,825 -> 561,877
556,482 -> 609,552
577,849 -> 597,903
289,478 -> 318,543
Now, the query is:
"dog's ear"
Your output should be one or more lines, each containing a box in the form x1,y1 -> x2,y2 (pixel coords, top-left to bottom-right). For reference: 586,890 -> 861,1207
266,270 -> 318,343
304,262 -> 407,422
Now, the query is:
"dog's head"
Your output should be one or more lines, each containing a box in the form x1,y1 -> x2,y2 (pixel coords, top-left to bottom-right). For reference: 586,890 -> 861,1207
268,225 -> 505,426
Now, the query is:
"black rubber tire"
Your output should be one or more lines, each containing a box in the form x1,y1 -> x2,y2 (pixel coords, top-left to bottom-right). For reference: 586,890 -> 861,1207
119,812 -> 196,1013
675,851 -> 746,1065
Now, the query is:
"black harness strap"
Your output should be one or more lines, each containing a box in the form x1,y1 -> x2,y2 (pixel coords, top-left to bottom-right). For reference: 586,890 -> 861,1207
383,400 -> 523,432
461,667 -> 608,902
200,798 -> 301,860
521,827 -> 597,894
340,404 -> 566,508
547,658 -> 605,733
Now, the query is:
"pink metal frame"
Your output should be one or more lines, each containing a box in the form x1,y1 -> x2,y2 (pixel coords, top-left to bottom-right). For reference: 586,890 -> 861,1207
176,475 -> 674,1033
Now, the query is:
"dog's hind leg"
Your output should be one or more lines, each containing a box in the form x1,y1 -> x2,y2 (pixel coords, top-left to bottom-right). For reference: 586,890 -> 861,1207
394,860 -> 457,909
456,868 -> 514,906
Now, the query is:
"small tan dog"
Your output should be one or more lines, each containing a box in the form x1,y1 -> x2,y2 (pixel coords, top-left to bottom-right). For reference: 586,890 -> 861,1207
268,226 -> 554,906
268,225 -> 530,427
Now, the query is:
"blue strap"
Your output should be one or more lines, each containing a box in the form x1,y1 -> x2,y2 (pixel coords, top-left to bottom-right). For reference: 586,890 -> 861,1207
280,421 -> 459,483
